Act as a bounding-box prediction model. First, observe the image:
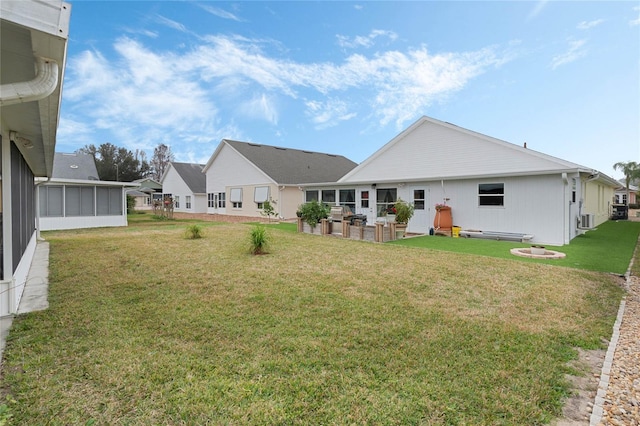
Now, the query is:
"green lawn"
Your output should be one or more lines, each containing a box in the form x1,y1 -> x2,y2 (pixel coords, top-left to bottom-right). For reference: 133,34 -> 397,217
391,220 -> 640,274
0,218 -> 630,424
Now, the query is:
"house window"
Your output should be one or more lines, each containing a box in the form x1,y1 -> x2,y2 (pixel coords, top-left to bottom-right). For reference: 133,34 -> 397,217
322,190 -> 335,205
376,188 -> 397,216
230,188 -> 242,208
413,189 -> 425,210
257,202 -> 264,209
305,190 -> 318,202
217,192 -> 226,208
572,178 -> 577,203
232,202 -> 242,208
339,189 -> 355,214
478,183 -> 504,206
208,193 -> 216,208
39,186 -> 63,217
361,191 -> 369,208
186,196 -> 192,209
175,196 -> 180,209
254,186 -> 269,204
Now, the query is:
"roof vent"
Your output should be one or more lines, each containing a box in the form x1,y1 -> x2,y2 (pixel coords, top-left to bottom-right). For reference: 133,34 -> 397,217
70,165 -> 79,169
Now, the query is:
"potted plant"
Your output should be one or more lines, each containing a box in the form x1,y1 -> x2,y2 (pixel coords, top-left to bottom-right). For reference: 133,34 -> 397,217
393,198 -> 415,238
298,200 -> 329,230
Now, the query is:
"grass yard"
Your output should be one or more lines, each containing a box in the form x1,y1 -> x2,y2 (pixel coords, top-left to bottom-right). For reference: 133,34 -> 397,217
0,218 -> 629,425
392,220 -> 640,274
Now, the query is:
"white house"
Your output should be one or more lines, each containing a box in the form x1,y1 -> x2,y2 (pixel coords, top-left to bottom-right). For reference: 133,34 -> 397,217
38,152 -> 137,231
160,162 -> 207,213
303,116 -> 619,246
614,182 -> 638,206
203,140 -> 357,219
0,0 -> 71,315
130,177 -> 162,210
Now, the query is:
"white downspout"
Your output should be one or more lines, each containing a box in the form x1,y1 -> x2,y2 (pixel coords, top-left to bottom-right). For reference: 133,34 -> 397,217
0,57 -> 59,106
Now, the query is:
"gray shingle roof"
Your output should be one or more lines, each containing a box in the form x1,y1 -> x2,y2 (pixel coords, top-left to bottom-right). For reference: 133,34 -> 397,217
171,162 -> 206,193
52,152 -> 100,180
225,140 -> 357,184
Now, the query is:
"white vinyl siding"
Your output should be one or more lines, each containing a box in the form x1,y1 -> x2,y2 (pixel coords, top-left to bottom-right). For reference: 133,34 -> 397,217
342,119 -> 583,183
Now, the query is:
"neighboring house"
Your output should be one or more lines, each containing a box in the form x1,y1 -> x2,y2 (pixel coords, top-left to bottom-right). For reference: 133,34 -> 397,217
203,140 -> 358,219
614,182 -> 638,205
0,0 -> 71,316
38,152 -> 138,231
160,162 -> 207,213
303,116 -> 619,246
130,177 -> 162,210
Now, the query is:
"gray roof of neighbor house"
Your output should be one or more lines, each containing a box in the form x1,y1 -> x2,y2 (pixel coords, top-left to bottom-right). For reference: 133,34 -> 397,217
171,162 -> 206,193
52,152 -> 100,180
224,140 -> 358,184
133,178 -> 162,191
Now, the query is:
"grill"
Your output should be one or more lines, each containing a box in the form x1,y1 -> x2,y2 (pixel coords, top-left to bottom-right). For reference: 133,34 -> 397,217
329,206 -> 367,226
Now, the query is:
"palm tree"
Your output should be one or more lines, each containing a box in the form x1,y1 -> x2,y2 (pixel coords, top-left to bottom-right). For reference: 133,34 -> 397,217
613,161 -> 640,205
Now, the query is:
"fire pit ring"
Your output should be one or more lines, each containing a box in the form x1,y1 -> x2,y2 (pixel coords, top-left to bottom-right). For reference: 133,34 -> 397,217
510,248 -> 566,259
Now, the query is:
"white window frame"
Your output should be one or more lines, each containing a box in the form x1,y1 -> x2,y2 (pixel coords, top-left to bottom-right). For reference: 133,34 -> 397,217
478,183 -> 504,207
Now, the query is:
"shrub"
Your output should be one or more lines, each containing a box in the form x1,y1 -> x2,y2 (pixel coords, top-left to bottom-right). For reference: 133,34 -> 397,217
298,200 -> 330,228
126,195 -> 136,214
249,224 -> 270,255
185,224 -> 203,239
394,198 -> 415,224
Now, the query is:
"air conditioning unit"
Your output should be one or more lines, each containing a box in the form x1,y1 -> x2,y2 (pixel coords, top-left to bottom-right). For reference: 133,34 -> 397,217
580,213 -> 595,229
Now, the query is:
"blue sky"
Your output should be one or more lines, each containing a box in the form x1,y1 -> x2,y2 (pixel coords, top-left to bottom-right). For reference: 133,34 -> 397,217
57,1 -> 639,180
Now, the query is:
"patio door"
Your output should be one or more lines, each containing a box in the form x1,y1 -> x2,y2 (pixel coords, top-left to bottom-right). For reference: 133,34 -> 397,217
410,186 -> 429,233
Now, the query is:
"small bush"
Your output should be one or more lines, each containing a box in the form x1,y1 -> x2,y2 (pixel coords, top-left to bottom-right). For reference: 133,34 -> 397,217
249,225 -> 270,255
298,200 -> 330,228
185,224 -> 203,239
126,195 -> 136,214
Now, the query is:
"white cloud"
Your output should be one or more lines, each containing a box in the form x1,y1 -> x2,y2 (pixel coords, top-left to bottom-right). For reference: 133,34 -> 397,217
305,98 -> 357,129
336,30 -> 398,49
527,0 -> 549,20
631,6 -> 640,26
198,4 -> 243,22
550,39 -> 587,70
240,93 -> 279,124
577,19 -> 604,30
64,38 -> 218,156
154,14 -> 189,33
63,33 -> 512,154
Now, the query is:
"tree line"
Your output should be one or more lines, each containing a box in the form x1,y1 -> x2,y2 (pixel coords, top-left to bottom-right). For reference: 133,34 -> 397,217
78,143 -> 174,182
